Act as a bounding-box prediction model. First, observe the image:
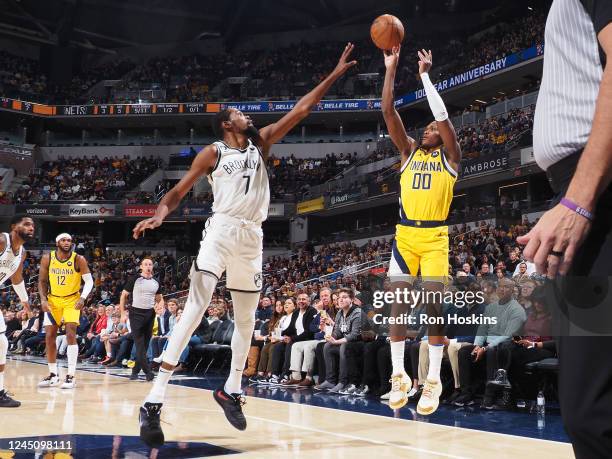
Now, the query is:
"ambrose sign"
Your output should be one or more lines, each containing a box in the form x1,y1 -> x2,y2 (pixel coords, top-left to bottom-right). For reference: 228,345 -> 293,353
460,153 -> 509,178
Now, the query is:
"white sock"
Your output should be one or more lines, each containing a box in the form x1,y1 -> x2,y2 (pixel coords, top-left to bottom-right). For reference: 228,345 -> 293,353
390,341 -> 406,375
0,371 -> 4,392
224,291 -> 258,395
145,367 -> 173,404
427,344 -> 444,382
67,345 -> 78,376
49,362 -> 58,375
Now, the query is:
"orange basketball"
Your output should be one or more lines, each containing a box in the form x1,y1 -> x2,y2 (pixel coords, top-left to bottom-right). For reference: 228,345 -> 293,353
370,14 -> 404,50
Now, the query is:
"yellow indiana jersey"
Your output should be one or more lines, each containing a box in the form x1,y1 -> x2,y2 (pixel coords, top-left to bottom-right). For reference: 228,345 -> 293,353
399,147 -> 457,222
48,250 -> 82,297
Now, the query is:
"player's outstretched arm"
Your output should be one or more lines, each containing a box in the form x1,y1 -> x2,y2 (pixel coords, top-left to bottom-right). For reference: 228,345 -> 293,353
382,46 -> 417,163
417,49 -> 461,170
11,250 -> 30,314
132,144 -> 218,239
38,253 -> 50,312
258,43 -> 357,151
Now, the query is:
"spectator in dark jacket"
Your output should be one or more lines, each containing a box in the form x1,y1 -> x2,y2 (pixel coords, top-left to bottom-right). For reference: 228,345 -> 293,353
315,288 -> 362,392
270,293 -> 317,383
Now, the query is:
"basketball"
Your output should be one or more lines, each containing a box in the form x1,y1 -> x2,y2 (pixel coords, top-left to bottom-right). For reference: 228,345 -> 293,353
370,14 -> 404,50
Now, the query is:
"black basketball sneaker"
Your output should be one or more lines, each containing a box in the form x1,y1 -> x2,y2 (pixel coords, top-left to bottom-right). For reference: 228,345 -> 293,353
139,402 -> 164,448
0,390 -> 20,408
213,387 -> 247,431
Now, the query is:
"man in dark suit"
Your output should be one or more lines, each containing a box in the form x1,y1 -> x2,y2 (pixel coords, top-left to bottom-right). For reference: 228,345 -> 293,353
275,293 -> 317,384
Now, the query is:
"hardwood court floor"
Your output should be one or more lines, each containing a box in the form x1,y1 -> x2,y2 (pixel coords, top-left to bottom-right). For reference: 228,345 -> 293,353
0,359 -> 574,458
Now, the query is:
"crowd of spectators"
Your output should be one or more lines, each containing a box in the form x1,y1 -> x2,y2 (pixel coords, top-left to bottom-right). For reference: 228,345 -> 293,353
0,51 -> 47,100
110,51 -> 260,104
457,107 -> 534,159
266,152 -> 357,200
0,11 -> 544,105
1,214 -> 555,412
240,219 -> 550,411
14,156 -> 162,203
359,146 -> 397,165
0,51 -> 134,104
392,13 -> 545,96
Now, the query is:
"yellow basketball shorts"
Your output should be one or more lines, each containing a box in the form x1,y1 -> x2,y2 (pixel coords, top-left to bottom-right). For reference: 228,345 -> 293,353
44,292 -> 81,326
388,224 -> 449,282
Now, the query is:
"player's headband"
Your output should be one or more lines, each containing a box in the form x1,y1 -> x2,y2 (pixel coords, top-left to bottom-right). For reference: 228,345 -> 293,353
56,233 -> 72,243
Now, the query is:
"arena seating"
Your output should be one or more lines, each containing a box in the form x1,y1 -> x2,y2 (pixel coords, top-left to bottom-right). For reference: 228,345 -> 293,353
0,12 -> 544,104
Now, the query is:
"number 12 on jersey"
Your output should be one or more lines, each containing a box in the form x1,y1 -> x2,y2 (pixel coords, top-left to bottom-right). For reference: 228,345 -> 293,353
412,172 -> 431,190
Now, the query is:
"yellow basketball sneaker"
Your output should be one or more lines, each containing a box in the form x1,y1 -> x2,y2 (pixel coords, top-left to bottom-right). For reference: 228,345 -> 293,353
417,379 -> 443,415
127,360 -> 136,369
388,372 -> 411,410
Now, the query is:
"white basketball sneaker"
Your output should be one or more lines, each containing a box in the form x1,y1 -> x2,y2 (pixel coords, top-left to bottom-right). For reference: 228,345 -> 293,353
38,373 -> 61,388
388,371 -> 411,410
61,375 -> 76,389
417,379 -> 443,415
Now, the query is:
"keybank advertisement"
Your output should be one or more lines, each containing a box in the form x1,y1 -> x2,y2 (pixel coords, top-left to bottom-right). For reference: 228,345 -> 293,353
67,204 -> 116,217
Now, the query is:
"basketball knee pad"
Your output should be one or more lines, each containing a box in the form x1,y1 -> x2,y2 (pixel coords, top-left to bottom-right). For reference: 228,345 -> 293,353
0,333 -> 8,365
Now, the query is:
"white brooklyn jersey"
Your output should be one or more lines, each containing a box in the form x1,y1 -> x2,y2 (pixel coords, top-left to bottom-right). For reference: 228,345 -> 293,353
0,232 -> 23,334
0,232 -> 23,285
208,139 -> 270,224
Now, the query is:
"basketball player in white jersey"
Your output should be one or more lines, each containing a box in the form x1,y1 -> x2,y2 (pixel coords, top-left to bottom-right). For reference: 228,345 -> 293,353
133,44 -> 357,447
0,215 -> 35,408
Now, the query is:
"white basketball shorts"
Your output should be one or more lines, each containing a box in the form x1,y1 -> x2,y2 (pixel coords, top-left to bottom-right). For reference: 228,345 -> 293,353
195,213 -> 263,292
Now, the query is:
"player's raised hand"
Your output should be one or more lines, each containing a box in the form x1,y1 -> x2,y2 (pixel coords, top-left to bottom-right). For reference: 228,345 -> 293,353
383,45 -> 401,70
332,42 -> 357,76
133,216 -> 163,239
418,49 -> 432,74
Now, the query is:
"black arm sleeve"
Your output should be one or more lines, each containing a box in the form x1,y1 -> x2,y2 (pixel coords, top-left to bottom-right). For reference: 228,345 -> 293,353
592,0 -> 612,34
122,276 -> 137,294
582,0 -> 612,66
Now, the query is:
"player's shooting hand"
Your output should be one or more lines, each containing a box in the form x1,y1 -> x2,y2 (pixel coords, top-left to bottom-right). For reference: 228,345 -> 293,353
383,45 -> 400,70
132,216 -> 163,240
332,43 -> 357,77
516,203 -> 591,279
417,49 -> 432,74
22,301 -> 31,316
75,298 -> 85,311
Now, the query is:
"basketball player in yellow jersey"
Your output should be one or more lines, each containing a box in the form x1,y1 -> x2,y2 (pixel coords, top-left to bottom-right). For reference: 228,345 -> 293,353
38,234 -> 93,389
382,47 -> 461,415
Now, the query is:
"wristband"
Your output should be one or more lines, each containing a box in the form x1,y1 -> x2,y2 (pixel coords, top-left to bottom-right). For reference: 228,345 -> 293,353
560,198 -> 594,221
